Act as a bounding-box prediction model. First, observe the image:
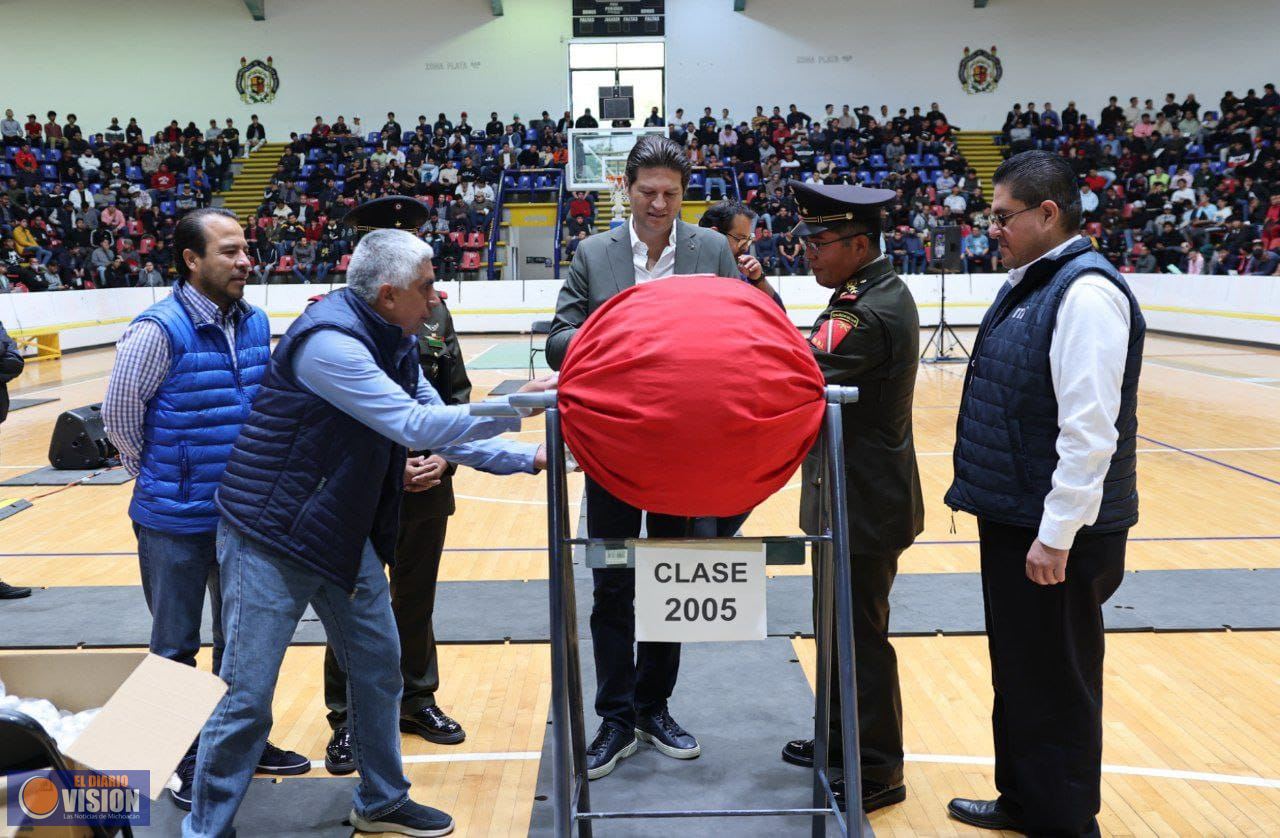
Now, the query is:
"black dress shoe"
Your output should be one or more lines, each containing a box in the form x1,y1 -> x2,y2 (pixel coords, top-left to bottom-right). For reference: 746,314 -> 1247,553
0,580 -> 32,599
325,726 -> 356,775
862,780 -> 907,813
585,724 -> 637,780
400,706 -> 466,745
257,740 -> 311,775
947,798 -> 1022,831
828,778 -> 907,813
635,709 -> 700,759
782,738 -> 843,769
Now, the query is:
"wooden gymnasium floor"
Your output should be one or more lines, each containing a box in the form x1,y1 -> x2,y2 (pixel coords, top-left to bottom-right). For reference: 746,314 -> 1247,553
1,330 -> 1279,836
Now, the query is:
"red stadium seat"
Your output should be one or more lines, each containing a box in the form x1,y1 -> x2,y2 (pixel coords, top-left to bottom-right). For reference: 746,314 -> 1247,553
334,254 -> 352,272
464,231 -> 485,250
460,251 -> 482,271
274,255 -> 296,273
11,283 -> 28,293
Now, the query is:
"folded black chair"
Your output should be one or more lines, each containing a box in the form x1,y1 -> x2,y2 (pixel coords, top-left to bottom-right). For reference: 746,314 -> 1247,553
0,709 -> 133,837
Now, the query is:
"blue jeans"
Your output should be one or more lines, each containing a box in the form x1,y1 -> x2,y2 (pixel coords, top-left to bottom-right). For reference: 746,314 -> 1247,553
134,523 -> 223,677
705,177 -> 728,198
184,521 -> 410,837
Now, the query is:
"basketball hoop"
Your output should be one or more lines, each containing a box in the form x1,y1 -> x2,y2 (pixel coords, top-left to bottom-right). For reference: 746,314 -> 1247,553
606,172 -> 629,224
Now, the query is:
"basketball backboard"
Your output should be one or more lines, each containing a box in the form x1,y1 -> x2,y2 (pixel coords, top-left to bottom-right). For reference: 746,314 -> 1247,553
567,127 -> 666,191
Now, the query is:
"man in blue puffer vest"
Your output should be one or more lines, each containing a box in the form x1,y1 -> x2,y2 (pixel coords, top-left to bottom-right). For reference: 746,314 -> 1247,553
183,228 -> 551,838
102,208 -> 311,811
943,151 -> 1145,837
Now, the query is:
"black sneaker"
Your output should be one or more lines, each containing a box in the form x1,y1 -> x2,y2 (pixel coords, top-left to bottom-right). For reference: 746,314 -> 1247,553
257,740 -> 311,775
635,708 -> 700,760
325,726 -> 356,775
350,799 -> 454,836
585,724 -> 637,780
400,706 -> 466,745
170,751 -> 196,811
0,580 -> 32,599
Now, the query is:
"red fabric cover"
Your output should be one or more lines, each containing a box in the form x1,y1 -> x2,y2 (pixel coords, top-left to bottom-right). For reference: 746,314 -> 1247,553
558,275 -> 826,517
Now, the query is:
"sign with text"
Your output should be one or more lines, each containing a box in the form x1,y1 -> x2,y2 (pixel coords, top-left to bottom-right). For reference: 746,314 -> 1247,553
635,540 -> 766,643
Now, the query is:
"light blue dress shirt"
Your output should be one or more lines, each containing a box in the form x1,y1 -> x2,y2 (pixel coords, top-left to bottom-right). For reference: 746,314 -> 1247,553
292,329 -> 538,475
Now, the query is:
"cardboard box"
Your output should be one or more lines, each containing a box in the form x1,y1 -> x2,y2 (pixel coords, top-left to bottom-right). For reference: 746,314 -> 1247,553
0,652 -> 226,836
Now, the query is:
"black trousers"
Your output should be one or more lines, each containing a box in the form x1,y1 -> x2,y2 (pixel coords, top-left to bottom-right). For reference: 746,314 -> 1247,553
978,519 -> 1127,837
586,476 -> 750,731
325,513 -> 449,728
812,548 -> 904,787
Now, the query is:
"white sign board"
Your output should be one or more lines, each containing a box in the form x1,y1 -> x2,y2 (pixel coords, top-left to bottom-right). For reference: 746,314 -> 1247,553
634,540 -> 767,643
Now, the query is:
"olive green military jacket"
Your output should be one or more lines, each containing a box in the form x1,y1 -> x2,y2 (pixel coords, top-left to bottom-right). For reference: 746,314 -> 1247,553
799,256 -> 925,554
403,301 -> 472,520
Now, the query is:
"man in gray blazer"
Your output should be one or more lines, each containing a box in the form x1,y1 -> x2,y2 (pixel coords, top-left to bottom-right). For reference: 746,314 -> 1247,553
546,135 -> 740,781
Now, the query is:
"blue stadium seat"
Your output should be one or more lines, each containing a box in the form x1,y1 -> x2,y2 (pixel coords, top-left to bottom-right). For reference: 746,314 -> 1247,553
40,164 -> 58,180
335,164 -> 347,176
300,164 -> 315,177
366,131 -> 380,143
334,179 -> 345,191
88,183 -> 102,194
906,154 -> 922,168
503,174 -> 518,190
869,154 -> 886,169
30,148 -> 46,162
127,166 -> 143,181
42,181 -> 58,192
402,131 -> 415,144
688,172 -> 706,192
856,171 -> 872,184
307,149 -> 323,161
516,174 -> 533,190
873,170 -> 890,185
924,154 -> 940,167
45,149 -> 61,162
742,172 -> 761,188
534,175 -> 551,191
525,128 -> 538,142
833,155 -> 849,170
0,162 -> 12,177
160,200 -> 176,215
1188,163 -> 1201,175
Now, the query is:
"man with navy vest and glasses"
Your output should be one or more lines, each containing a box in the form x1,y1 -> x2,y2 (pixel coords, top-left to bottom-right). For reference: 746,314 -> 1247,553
102,208 -> 311,810
184,228 -> 550,837
944,150 -> 1146,837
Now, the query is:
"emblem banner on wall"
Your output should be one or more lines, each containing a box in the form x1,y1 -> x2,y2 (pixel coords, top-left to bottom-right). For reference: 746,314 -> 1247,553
958,46 -> 1002,95
236,56 -> 279,104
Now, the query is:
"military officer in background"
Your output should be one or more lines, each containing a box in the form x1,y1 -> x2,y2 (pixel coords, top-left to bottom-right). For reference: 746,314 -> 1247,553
778,183 -> 925,813
322,196 -> 517,773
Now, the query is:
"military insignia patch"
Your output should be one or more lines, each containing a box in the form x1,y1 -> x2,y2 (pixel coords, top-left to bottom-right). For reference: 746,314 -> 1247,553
809,312 -> 858,353
958,46 -> 1002,95
236,56 -> 279,104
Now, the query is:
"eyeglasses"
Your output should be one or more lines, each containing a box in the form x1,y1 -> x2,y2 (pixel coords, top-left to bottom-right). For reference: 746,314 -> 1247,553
726,232 -> 754,245
989,205 -> 1037,230
801,232 -> 873,253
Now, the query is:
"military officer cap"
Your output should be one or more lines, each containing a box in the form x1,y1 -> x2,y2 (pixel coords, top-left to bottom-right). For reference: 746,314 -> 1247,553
791,182 -> 896,237
343,194 -> 430,235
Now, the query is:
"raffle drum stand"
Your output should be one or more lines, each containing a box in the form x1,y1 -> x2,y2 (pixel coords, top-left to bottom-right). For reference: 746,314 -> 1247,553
475,385 -> 872,837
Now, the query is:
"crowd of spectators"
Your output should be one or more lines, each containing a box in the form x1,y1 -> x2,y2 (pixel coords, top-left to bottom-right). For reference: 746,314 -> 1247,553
998,84 -> 1280,274
7,84 -> 1278,291
1,108 -> 254,291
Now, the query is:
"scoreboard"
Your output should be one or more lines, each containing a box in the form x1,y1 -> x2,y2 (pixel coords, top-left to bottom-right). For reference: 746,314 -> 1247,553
572,0 -> 664,37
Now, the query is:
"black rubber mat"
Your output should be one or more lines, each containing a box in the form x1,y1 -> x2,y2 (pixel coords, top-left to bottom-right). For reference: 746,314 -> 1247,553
6,397 -> 58,412
139,776 -> 359,836
0,466 -> 133,486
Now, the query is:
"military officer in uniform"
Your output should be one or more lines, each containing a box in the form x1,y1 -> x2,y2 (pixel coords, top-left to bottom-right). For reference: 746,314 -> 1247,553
778,182 -> 925,813
322,196 -> 541,773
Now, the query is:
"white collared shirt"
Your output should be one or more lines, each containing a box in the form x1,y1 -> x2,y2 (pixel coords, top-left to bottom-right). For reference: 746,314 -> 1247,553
629,215 -> 677,284
1006,235 -> 1132,550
